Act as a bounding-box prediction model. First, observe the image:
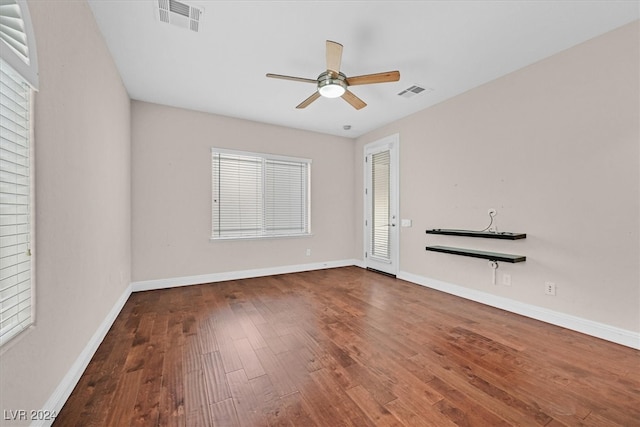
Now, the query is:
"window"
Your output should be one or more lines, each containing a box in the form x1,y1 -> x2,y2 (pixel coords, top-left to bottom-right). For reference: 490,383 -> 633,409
0,59 -> 33,346
0,0 -> 37,348
370,149 -> 390,259
211,148 -> 311,239
0,0 -> 39,90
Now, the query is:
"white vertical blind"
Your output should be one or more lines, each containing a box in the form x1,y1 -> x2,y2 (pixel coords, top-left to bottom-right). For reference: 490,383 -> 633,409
370,150 -> 390,260
0,58 -> 32,346
212,149 -> 310,239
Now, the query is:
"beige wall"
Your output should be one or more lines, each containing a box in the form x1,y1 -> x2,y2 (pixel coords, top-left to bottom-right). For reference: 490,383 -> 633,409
356,21 -> 639,333
0,1 -> 131,423
131,101 -> 356,282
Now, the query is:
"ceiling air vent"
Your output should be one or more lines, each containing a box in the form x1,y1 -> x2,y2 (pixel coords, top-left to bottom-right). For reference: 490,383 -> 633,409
156,0 -> 203,32
397,85 -> 431,99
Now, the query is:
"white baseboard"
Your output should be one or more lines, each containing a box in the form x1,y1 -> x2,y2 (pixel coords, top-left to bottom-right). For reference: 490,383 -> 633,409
352,259 -> 366,269
398,270 -> 640,350
33,284 -> 132,427
131,259 -> 360,292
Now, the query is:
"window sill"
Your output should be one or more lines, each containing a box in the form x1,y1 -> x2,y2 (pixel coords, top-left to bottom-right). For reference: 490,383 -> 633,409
210,233 -> 313,242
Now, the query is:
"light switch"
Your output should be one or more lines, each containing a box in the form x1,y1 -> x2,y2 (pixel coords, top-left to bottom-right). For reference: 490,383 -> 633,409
401,219 -> 412,227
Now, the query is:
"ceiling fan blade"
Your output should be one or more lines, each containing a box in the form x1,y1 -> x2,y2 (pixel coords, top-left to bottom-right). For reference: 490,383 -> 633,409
326,40 -> 343,75
346,70 -> 400,86
266,73 -> 317,84
296,91 -> 321,109
341,90 -> 367,110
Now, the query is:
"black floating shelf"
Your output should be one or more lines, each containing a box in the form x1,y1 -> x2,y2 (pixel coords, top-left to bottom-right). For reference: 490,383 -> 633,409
426,229 -> 526,240
425,245 -> 526,263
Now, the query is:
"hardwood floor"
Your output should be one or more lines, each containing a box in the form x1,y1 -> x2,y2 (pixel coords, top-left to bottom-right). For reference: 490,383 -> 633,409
54,267 -> 640,426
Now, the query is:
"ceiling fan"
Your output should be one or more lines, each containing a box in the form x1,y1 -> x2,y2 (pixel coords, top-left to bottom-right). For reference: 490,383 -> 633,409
266,40 -> 400,110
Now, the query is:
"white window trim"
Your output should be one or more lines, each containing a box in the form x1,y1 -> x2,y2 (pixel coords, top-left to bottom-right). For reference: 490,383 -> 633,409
210,148 -> 312,241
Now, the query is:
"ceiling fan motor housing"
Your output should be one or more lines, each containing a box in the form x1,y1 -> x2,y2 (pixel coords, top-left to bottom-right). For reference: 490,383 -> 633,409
317,71 -> 347,98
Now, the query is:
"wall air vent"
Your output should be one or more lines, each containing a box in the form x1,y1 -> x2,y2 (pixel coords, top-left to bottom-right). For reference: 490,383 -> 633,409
397,85 -> 431,99
156,0 -> 203,32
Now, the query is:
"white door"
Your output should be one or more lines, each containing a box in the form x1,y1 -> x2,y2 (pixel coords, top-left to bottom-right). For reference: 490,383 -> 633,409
364,135 -> 399,276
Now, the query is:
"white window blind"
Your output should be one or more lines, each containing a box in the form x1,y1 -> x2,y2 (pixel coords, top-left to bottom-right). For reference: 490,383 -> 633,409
370,150 -> 390,260
212,149 -> 311,239
0,58 -> 33,346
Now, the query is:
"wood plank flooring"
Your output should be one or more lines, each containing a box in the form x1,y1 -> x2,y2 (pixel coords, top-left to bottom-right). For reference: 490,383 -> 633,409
54,267 -> 640,426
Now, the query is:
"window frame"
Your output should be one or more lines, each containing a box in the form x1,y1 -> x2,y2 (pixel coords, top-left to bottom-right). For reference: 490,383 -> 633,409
0,0 -> 37,349
0,58 -> 35,348
210,148 -> 312,241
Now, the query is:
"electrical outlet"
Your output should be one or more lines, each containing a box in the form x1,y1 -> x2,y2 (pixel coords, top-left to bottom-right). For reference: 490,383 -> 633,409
545,281 -> 556,296
306,248 -> 311,256
488,208 -> 497,217
502,273 -> 511,286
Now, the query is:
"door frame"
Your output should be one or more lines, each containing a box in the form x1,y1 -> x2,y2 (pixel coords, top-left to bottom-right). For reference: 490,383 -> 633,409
363,134 -> 399,276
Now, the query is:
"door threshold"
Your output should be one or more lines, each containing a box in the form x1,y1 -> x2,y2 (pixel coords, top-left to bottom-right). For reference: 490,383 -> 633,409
366,267 -> 397,278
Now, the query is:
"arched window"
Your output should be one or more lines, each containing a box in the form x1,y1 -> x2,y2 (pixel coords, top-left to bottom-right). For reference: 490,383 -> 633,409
0,0 -> 38,89
0,0 -> 37,346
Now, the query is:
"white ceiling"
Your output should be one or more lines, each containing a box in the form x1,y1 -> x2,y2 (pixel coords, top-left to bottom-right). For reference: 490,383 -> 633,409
87,1 -> 638,138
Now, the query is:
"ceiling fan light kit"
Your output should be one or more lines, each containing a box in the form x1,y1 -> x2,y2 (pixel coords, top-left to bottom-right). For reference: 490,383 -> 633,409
317,71 -> 347,98
267,40 -> 400,110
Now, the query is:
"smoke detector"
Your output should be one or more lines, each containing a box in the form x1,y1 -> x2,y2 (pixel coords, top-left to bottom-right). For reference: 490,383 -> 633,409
156,0 -> 203,32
